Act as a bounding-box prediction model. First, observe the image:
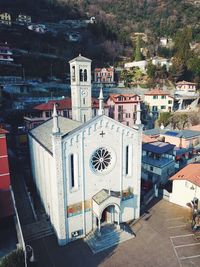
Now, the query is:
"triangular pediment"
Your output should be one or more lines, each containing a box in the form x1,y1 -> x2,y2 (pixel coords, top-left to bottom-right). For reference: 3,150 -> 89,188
62,115 -> 140,142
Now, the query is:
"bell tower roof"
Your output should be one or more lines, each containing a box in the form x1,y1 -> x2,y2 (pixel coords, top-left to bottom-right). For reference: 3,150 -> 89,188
69,54 -> 92,63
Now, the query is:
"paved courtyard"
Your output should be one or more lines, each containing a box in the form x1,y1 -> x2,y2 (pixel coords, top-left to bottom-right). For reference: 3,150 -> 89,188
29,200 -> 199,267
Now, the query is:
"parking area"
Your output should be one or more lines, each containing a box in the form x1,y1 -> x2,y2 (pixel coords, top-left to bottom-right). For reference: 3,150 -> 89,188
29,199 -> 198,267
168,216 -> 200,267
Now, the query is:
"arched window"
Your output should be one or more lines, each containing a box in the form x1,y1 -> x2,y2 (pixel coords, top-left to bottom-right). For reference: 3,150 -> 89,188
125,146 -> 129,175
84,69 -> 87,81
72,66 -> 75,82
70,154 -> 75,188
80,69 -> 83,81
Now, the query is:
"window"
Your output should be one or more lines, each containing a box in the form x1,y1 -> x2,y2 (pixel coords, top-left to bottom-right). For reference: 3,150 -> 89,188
63,110 -> 68,118
91,147 -> 112,173
72,66 -> 75,81
125,146 -> 129,175
150,166 -> 154,171
84,69 -> 87,81
152,106 -> 158,112
79,69 -> 83,81
45,111 -> 50,117
168,100 -> 172,104
161,105 -> 166,109
161,95 -> 166,99
126,113 -> 128,118
153,96 -> 158,99
83,98 -> 85,105
70,154 -> 75,188
126,122 -> 129,126
84,114 -> 86,123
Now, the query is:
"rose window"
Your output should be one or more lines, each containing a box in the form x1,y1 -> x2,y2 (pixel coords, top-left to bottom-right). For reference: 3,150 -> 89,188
91,147 -> 112,173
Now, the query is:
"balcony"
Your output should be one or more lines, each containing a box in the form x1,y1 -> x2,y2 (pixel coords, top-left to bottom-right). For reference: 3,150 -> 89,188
142,155 -> 174,168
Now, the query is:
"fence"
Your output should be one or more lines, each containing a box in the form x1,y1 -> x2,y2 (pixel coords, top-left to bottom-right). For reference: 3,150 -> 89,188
10,186 -> 26,266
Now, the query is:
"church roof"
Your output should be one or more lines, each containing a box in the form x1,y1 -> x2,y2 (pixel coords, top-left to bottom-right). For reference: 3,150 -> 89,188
30,116 -> 82,153
69,54 -> 92,63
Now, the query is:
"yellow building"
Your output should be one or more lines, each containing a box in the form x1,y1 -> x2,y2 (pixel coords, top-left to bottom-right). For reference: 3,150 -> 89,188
144,88 -> 174,116
0,12 -> 12,26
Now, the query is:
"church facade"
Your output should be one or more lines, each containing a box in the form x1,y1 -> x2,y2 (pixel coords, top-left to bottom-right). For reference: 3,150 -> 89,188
29,55 -> 142,245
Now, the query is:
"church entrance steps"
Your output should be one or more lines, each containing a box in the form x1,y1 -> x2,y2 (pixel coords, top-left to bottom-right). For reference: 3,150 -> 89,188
23,220 -> 54,243
84,223 -> 135,254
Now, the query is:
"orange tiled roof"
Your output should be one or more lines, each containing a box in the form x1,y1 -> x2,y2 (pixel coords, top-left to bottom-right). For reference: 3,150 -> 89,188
170,163 -> 200,187
34,97 -> 108,111
176,80 -> 196,85
108,93 -> 139,103
144,88 -> 171,96
142,134 -> 157,143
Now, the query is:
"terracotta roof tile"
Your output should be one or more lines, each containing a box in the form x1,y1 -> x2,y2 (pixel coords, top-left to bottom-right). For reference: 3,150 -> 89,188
144,88 -> 171,96
34,98 -> 108,111
142,134 -> 157,143
108,93 -> 139,103
176,80 -> 196,85
170,163 -> 200,187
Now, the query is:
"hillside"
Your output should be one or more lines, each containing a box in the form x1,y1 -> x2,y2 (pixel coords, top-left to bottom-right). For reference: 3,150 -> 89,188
68,0 -> 200,41
1,0 -> 200,80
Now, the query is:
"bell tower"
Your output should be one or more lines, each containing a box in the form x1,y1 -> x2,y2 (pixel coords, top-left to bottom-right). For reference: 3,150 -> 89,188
69,54 -> 92,123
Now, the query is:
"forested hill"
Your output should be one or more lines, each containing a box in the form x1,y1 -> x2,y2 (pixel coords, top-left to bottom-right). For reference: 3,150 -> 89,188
60,0 -> 200,41
2,0 -> 200,41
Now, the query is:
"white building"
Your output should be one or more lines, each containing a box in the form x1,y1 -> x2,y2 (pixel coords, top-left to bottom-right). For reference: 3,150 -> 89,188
170,163 -> 200,208
144,88 -> 174,115
151,56 -> 172,71
29,55 -> 142,245
175,80 -> 198,97
124,60 -> 147,73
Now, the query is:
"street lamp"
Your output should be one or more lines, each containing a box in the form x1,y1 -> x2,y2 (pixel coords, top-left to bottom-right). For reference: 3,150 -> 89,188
25,245 -> 36,266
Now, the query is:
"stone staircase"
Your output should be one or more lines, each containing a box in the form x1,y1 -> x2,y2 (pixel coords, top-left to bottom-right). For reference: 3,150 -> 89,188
23,220 -> 54,243
84,224 -> 135,254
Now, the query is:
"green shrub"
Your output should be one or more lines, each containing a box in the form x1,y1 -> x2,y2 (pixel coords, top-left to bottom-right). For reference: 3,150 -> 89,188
0,249 -> 25,267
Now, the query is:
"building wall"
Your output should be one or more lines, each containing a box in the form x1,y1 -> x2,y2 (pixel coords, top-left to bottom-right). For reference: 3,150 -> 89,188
170,180 -> 200,207
62,117 -> 142,241
0,134 -> 10,189
106,96 -> 140,127
29,135 -> 63,242
175,83 -> 196,96
160,135 -> 200,149
0,131 -> 12,219
144,95 -> 174,113
142,160 -> 175,184
94,68 -> 114,83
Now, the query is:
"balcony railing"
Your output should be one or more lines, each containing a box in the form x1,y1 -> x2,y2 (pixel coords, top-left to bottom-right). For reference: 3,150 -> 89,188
142,156 -> 174,168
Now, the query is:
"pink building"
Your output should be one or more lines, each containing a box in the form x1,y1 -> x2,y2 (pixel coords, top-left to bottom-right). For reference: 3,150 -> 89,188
106,93 -> 140,127
94,67 -> 114,83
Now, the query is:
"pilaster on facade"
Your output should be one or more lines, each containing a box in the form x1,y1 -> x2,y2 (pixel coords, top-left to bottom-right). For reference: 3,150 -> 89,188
52,133 -> 67,245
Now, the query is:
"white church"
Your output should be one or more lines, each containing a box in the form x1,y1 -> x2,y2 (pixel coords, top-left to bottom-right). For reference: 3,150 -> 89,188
29,55 -> 142,245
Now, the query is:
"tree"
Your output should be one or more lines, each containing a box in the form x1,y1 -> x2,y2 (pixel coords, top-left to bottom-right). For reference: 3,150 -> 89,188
157,112 -> 172,127
0,249 -> 25,267
134,36 -> 142,61
174,27 -> 192,64
187,55 -> 200,76
146,61 -> 156,79
170,113 -> 189,130
120,69 -> 135,87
